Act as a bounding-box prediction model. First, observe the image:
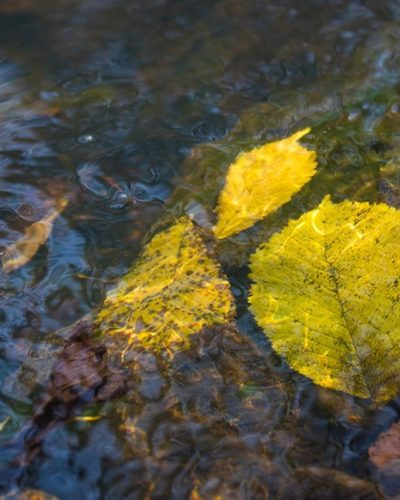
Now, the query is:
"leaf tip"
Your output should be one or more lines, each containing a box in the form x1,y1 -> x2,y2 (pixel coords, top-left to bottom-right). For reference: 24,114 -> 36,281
291,127 -> 312,142
212,224 -> 227,240
321,194 -> 332,205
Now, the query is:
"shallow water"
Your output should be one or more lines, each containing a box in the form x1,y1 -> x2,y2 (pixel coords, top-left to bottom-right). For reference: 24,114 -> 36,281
0,0 -> 400,498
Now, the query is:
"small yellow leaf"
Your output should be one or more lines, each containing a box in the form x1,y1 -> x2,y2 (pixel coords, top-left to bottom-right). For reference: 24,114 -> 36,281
249,196 -> 400,403
1,198 -> 68,273
94,217 -> 235,354
214,128 -> 317,239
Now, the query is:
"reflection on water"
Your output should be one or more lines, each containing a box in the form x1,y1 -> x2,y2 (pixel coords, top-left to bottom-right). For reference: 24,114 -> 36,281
0,0 -> 400,498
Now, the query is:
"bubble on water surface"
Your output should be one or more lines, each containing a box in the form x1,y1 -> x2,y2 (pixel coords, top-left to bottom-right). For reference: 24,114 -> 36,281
78,134 -> 95,144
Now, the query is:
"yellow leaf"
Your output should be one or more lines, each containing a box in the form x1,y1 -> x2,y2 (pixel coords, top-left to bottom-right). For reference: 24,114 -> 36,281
1,198 -> 68,273
213,128 -> 317,239
249,196 -> 400,402
94,217 -> 235,354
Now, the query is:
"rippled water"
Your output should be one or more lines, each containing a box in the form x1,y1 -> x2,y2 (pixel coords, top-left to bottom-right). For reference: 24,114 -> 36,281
0,0 -> 400,498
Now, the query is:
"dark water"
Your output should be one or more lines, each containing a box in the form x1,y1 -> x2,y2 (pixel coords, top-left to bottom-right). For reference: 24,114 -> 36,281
0,0 -> 400,498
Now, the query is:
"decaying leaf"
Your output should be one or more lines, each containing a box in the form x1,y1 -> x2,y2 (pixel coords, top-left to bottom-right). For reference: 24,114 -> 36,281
1,198 -> 68,272
369,421 -> 400,470
213,128 -> 317,239
94,217 -> 235,354
249,196 -> 400,402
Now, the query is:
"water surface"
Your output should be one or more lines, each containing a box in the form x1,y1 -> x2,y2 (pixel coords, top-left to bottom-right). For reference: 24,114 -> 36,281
0,1 -> 400,498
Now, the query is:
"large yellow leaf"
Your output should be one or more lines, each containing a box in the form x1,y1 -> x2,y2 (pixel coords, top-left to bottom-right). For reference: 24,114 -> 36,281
94,217 -> 235,354
249,196 -> 400,402
213,128 -> 317,239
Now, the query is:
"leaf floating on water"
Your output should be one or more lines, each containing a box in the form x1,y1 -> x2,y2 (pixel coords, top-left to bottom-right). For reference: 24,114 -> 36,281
1,198 -> 68,273
213,128 -> 317,239
249,196 -> 400,402
94,217 -> 235,354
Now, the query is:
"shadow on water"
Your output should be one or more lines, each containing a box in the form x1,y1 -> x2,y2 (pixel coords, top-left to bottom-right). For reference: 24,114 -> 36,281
0,0 -> 400,498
